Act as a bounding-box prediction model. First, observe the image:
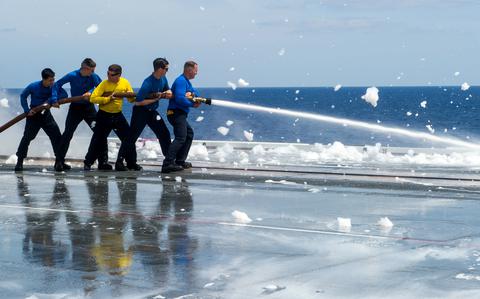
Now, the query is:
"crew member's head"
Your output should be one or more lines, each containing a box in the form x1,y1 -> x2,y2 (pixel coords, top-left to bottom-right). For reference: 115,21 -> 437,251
183,61 -> 198,80
153,57 -> 169,78
107,64 -> 122,83
80,58 -> 96,76
41,68 -> 55,87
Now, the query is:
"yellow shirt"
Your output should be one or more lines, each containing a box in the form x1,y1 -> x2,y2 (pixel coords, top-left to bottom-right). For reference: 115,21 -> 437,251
90,77 -> 135,113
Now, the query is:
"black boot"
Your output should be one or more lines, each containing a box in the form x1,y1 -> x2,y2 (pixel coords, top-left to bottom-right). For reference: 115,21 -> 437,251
176,161 -> 193,169
127,163 -> 143,171
98,162 -> 113,170
54,159 -> 64,172
62,162 -> 72,171
161,163 -> 183,173
83,162 -> 92,171
115,160 -> 128,171
15,157 -> 24,172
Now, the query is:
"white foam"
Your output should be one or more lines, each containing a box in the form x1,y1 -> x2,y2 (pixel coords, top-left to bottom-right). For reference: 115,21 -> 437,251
406,111 -> 412,116
199,6 -> 205,11
243,130 -> 254,141
262,284 -> 286,294
420,100 -> 427,108
278,48 -> 286,56
196,116 -> 204,122
86,24 -> 98,35
5,154 -> 17,164
217,126 -> 230,136
0,98 -> 9,108
337,217 -> 351,228
203,282 -> 215,288
175,176 -> 182,182
461,82 -> 470,91
188,144 -> 209,159
42,168 -> 48,173
455,273 -> 480,281
377,217 -> 393,228
361,87 -> 379,107
237,78 -> 249,87
229,67 -> 235,71
454,71 -> 460,76
232,210 -> 252,223
426,124 -> 435,134
265,179 -> 297,185
227,81 -> 237,90
334,84 -> 342,92
226,120 -> 234,126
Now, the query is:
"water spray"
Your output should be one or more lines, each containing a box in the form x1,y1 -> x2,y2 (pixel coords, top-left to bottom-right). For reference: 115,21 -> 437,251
195,97 -> 480,150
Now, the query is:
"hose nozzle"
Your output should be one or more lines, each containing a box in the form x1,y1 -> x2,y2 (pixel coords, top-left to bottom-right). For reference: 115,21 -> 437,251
193,97 -> 212,105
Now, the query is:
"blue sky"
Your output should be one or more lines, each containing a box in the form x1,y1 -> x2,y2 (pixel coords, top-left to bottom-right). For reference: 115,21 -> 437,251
0,0 -> 479,88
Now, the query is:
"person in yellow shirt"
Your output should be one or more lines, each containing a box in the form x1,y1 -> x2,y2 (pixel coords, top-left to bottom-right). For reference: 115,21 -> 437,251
83,64 -> 135,170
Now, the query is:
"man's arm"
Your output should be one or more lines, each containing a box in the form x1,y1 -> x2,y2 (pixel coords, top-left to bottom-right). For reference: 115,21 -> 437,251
162,78 -> 173,99
173,79 -> 194,108
51,73 -> 72,102
20,85 -> 31,113
124,79 -> 135,103
89,81 -> 111,105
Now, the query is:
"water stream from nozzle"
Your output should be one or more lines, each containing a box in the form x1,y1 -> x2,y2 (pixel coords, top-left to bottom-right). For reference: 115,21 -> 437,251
210,99 -> 480,150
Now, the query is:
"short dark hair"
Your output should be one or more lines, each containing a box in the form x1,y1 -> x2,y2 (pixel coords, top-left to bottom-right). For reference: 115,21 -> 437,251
81,58 -> 96,68
41,68 -> 55,80
108,64 -> 122,74
184,60 -> 197,70
153,58 -> 169,71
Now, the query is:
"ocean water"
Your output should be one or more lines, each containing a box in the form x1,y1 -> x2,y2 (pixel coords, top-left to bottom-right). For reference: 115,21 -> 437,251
1,86 -> 479,148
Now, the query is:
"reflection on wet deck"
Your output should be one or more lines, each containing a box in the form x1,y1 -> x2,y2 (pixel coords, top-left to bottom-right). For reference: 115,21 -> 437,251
1,168 -> 480,298
5,173 -> 199,298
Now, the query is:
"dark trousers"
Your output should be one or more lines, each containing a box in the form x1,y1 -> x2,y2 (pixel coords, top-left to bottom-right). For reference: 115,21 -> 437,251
84,110 -> 130,165
16,110 -> 61,160
163,109 -> 194,165
119,106 -> 171,166
59,103 -> 108,163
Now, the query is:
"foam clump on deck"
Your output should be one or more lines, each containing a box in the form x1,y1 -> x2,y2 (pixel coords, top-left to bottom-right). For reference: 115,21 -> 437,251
232,210 -> 252,223
188,144 -> 209,160
377,217 -> 394,228
124,139 -> 480,168
137,140 -> 160,159
337,217 -> 351,229
262,284 -> 286,294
